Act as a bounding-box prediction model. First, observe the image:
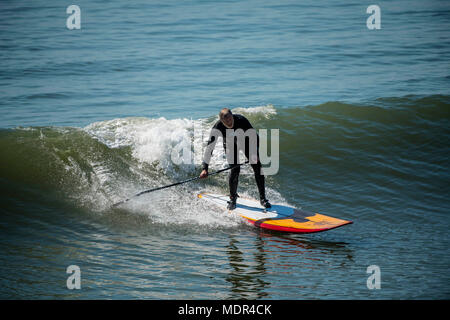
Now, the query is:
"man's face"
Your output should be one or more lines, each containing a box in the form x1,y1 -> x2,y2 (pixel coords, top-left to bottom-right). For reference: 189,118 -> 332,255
221,112 -> 234,128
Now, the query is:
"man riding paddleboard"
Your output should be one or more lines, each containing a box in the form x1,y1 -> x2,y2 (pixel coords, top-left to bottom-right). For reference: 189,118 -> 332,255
199,108 -> 271,210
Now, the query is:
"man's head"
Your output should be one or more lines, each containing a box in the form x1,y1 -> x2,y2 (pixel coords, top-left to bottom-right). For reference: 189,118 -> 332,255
219,108 -> 234,128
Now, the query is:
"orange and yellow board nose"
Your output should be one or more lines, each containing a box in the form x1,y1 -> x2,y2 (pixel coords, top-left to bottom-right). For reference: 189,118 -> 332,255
245,213 -> 353,233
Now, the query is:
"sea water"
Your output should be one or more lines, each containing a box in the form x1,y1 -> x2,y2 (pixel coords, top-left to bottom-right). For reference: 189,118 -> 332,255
0,0 -> 449,299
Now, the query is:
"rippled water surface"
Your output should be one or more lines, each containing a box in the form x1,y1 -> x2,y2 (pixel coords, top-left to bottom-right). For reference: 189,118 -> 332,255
0,0 -> 449,299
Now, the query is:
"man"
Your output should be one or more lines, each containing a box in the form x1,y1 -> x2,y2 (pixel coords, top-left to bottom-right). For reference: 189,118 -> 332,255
199,108 -> 271,210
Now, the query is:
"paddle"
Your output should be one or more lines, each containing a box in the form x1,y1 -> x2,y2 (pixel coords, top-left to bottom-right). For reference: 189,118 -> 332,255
112,161 -> 249,207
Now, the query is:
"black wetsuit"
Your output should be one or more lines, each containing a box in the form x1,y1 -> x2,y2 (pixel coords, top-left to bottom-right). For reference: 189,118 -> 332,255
202,114 -> 266,201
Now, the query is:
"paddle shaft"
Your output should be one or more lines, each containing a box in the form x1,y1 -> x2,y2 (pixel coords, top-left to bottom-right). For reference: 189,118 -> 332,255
112,162 -> 248,207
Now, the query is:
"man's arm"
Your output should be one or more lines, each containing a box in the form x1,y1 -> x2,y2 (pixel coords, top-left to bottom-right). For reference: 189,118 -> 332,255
201,124 -> 222,173
240,115 -> 254,131
239,115 -> 260,163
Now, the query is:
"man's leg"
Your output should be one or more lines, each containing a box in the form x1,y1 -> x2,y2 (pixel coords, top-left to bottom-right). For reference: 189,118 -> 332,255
251,162 -> 270,207
246,143 -> 271,208
228,165 -> 240,210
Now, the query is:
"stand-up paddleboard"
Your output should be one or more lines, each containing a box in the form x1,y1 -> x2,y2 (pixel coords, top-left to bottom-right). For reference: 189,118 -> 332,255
198,193 -> 352,233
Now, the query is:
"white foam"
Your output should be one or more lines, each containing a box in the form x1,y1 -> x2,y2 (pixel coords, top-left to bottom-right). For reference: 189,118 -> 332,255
232,104 -> 277,118
85,117 -> 193,169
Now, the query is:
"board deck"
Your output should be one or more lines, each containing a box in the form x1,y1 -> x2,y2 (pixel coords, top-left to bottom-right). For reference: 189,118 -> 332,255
198,193 -> 352,233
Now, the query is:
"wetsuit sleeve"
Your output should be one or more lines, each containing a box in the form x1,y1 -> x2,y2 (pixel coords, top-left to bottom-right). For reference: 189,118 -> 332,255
240,115 -> 254,130
202,123 -> 221,171
240,115 -> 260,161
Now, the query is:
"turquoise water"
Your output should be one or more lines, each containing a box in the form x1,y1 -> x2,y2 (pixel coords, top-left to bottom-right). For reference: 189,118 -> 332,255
1,0 -> 449,299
